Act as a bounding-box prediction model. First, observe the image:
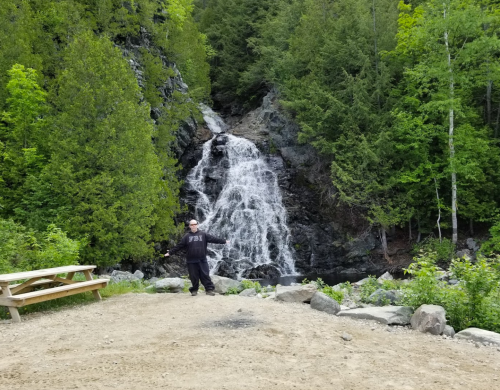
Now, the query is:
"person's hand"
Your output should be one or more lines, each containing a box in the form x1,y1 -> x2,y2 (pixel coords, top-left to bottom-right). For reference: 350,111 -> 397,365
164,251 -> 170,257
226,240 -> 230,244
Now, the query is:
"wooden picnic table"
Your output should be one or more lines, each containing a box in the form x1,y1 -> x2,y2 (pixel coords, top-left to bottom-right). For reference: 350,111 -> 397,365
0,265 -> 108,323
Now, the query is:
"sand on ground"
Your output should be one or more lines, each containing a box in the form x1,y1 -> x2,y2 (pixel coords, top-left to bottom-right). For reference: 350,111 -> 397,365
0,293 -> 499,390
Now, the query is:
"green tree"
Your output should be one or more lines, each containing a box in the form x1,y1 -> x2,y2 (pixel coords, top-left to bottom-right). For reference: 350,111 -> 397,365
21,33 -> 168,266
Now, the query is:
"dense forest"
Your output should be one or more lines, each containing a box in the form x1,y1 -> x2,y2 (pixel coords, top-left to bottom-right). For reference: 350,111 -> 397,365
1,0 -> 500,273
195,0 -> 500,258
0,0 -> 211,271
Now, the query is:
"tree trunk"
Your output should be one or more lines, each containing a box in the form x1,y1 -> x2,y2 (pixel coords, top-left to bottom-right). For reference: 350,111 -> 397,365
470,218 -> 474,236
381,227 -> 390,262
486,80 -> 492,126
444,6 -> 458,245
417,218 -> 421,243
434,178 -> 442,243
409,217 -> 412,240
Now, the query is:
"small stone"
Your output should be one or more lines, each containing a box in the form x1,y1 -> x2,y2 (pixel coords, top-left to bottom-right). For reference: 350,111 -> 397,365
342,332 -> 353,341
475,342 -> 481,348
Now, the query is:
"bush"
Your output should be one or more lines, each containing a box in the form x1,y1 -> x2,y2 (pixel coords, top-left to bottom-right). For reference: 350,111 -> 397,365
240,279 -> 262,293
401,252 -> 500,332
321,285 -> 344,304
401,252 -> 444,308
481,218 -> 500,255
360,276 -> 380,302
0,219 -> 81,273
412,237 -> 455,263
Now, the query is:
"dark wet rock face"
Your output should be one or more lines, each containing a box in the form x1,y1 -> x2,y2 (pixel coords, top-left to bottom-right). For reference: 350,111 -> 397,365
226,91 -> 383,275
241,264 -> 281,279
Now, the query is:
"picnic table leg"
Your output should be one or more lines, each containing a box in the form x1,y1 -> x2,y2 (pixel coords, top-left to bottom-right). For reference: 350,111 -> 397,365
1,285 -> 21,323
82,270 -> 102,301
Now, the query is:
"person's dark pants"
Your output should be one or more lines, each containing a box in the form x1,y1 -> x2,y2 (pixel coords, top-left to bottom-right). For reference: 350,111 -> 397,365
187,261 -> 215,292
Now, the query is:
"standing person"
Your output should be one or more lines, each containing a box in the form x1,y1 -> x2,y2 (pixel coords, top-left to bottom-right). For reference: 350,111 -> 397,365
165,219 -> 229,296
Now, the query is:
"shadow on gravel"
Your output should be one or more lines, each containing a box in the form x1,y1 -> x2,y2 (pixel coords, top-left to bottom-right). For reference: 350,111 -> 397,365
209,317 -> 258,329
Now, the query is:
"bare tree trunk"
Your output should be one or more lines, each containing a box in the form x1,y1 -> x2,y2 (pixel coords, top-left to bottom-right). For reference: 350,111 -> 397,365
409,217 -> 412,240
381,227 -> 390,262
417,218 -> 421,243
444,6 -> 458,245
434,178 -> 442,243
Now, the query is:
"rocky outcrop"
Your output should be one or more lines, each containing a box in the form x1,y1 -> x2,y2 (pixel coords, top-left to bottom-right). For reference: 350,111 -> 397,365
337,306 -> 413,325
227,91 -> 384,275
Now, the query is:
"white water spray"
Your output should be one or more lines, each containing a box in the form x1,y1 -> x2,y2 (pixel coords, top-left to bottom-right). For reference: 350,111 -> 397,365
186,107 -> 296,278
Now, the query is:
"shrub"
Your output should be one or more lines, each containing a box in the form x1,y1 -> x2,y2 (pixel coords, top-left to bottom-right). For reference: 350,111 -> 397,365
240,279 -> 262,293
360,276 -> 380,302
0,219 -> 81,273
401,252 -> 444,307
321,285 -> 344,304
412,237 -> 456,263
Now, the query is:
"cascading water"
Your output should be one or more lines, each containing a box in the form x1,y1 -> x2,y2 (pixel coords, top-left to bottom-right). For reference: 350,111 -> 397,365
185,106 -> 296,278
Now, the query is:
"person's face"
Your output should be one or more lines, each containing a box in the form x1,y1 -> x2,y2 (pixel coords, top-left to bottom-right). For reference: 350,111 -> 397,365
189,221 -> 198,232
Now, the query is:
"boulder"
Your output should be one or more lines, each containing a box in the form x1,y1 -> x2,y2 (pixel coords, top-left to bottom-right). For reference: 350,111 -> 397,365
337,306 -> 413,325
410,305 -> 447,335
275,284 -> 317,303
241,264 -> 281,279
443,325 -> 455,338
133,270 -> 145,280
110,270 -> 141,283
239,288 -> 257,297
455,328 -> 500,346
368,289 -> 401,305
310,292 -> 341,315
154,278 -> 186,293
216,260 -> 238,279
211,275 -> 241,294
377,272 -> 393,282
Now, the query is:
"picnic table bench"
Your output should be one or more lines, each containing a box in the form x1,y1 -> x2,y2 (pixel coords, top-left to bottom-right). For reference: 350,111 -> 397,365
0,265 -> 109,323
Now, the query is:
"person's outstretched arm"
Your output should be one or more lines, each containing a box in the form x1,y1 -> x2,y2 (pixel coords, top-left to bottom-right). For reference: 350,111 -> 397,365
205,233 -> 229,245
165,235 -> 187,257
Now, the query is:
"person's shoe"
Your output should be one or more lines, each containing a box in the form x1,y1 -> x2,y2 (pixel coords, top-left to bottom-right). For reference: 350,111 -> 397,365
206,290 -> 216,296
191,291 -> 198,296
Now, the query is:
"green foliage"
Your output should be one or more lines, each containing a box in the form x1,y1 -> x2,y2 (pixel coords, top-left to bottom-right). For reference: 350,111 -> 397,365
481,218 -> 500,255
402,252 -> 443,307
360,276 -> 381,302
401,252 -> 500,332
413,238 -> 456,263
0,1 -> 210,269
225,286 -> 240,295
0,219 -> 81,274
321,285 -> 344,304
241,279 -> 262,293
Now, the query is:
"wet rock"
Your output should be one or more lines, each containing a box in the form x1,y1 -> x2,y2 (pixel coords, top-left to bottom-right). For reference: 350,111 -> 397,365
241,264 -> 280,279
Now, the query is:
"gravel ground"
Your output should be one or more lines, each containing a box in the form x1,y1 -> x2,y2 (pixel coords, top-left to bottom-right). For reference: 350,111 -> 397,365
1,293 -> 499,390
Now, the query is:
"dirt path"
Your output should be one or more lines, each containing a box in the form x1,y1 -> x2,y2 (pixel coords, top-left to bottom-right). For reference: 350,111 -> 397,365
1,293 -> 499,390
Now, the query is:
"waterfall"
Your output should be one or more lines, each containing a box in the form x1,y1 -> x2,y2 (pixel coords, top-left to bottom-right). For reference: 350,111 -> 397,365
185,106 -> 296,278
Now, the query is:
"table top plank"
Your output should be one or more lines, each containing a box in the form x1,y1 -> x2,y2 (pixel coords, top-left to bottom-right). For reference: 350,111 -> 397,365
0,265 -> 96,283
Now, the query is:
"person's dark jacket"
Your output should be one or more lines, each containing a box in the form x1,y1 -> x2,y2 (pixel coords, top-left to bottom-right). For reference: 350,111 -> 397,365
168,230 -> 226,263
